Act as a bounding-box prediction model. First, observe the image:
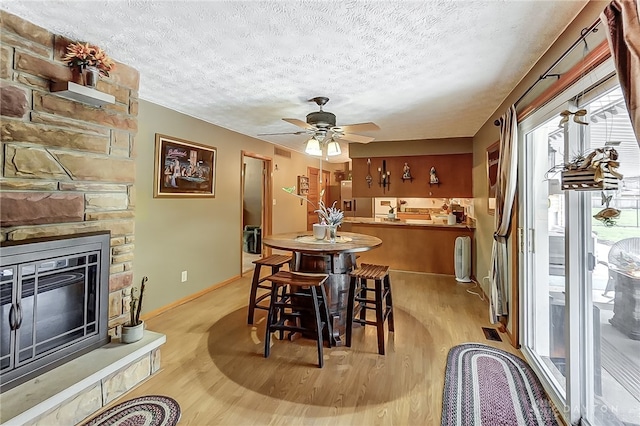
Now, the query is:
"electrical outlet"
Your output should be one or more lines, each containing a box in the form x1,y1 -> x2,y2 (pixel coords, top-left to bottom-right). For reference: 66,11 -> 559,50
273,198 -> 276,206
181,271 -> 187,282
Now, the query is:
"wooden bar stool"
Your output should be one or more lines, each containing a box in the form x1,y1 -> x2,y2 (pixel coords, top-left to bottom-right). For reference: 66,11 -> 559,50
346,263 -> 394,355
247,254 -> 291,324
264,271 -> 332,368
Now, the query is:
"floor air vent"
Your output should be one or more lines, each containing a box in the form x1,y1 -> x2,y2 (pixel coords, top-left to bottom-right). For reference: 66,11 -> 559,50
482,327 -> 502,342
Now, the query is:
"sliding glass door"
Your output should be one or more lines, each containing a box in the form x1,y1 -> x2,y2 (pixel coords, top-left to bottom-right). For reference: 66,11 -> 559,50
522,114 -> 570,399
520,79 -> 640,425
579,87 -> 640,425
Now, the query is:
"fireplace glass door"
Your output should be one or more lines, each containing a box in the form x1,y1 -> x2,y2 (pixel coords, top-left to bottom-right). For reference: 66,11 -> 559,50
1,253 -> 99,374
0,232 -> 110,393
15,253 -> 99,366
1,267 -> 17,372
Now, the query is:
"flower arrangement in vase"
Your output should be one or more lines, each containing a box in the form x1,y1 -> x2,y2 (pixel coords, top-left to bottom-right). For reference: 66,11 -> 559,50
315,199 -> 344,227
282,186 -> 344,241
315,199 -> 344,242
388,205 -> 396,219
63,42 -> 115,88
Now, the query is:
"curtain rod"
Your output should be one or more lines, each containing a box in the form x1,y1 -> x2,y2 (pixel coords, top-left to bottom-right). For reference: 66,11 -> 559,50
493,19 -> 602,126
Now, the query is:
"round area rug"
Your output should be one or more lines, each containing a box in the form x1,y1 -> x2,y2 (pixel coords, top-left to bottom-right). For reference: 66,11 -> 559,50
83,395 -> 181,426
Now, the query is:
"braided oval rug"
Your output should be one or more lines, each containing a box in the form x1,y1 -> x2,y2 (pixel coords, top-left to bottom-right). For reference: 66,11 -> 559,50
82,395 -> 181,426
442,344 -> 560,426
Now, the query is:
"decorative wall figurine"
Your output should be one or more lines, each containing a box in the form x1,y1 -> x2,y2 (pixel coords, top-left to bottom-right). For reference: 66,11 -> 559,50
365,158 -> 373,188
429,167 -> 439,185
402,162 -> 413,181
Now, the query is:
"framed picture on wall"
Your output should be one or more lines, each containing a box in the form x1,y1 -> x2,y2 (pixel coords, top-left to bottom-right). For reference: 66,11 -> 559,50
486,140 -> 500,215
153,134 -> 217,198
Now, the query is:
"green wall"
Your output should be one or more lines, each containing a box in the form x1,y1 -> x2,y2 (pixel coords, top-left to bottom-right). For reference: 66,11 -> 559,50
133,0 -> 609,321
134,100 -> 328,314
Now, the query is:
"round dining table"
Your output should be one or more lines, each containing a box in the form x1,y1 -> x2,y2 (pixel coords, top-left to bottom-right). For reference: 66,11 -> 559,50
262,231 -> 382,345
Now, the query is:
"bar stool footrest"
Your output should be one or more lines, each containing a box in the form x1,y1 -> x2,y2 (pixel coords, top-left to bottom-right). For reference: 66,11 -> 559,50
353,318 -> 380,327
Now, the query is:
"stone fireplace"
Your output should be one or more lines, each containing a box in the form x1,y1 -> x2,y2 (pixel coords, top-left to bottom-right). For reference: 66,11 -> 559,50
0,11 -> 164,425
1,10 -> 138,338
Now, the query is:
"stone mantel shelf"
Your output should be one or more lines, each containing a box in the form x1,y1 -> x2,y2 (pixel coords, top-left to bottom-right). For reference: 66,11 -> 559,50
50,81 -> 116,107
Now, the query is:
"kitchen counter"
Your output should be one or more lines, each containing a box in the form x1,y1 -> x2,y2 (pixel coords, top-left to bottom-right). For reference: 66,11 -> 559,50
340,218 -> 475,275
344,216 -> 474,229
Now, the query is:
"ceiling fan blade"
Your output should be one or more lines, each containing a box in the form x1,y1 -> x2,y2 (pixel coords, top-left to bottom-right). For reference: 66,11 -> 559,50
334,122 -> 380,132
257,131 -> 309,136
283,118 -> 316,130
338,133 -> 375,143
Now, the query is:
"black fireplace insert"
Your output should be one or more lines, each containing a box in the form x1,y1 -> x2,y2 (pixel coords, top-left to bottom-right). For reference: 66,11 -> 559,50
0,232 -> 110,393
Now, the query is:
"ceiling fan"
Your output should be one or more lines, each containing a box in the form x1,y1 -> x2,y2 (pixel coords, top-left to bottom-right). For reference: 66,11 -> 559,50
259,97 -> 380,156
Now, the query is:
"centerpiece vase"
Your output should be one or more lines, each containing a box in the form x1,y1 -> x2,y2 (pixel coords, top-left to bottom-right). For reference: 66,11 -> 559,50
313,223 -> 328,240
327,225 -> 337,243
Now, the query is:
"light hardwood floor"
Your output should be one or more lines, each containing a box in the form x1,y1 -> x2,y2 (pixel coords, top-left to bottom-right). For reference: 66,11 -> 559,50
113,271 -> 520,425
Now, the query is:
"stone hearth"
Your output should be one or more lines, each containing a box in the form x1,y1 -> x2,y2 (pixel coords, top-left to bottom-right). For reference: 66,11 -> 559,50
0,331 -> 165,425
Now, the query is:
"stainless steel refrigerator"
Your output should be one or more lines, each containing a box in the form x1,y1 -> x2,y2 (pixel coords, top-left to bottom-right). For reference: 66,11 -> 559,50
340,181 -> 373,218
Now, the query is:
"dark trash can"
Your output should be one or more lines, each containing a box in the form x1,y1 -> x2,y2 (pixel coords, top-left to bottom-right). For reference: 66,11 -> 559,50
243,226 -> 261,254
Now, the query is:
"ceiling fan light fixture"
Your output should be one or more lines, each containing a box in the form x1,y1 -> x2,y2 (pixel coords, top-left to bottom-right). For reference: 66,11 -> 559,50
326,140 -> 341,156
305,137 -> 322,156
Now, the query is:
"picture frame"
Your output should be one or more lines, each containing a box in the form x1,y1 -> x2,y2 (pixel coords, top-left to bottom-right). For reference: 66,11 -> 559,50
486,140 -> 500,215
153,134 -> 216,198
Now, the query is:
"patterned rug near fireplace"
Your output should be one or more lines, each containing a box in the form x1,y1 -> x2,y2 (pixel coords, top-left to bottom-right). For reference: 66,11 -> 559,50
82,395 -> 181,426
441,343 -> 560,426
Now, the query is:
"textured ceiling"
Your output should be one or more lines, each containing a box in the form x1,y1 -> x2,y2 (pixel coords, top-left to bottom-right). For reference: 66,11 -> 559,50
1,0 -> 588,162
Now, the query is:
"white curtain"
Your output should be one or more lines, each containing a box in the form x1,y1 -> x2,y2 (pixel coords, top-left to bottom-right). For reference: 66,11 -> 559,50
490,105 -> 518,324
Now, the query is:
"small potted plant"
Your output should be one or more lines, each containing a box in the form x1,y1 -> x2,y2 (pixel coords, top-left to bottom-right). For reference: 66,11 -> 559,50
121,276 -> 147,343
63,41 -> 115,88
388,206 -> 397,219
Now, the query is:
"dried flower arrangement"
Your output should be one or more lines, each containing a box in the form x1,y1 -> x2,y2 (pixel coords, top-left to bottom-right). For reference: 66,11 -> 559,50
546,147 -> 623,181
282,186 -> 343,226
63,42 -> 116,76
315,199 -> 344,226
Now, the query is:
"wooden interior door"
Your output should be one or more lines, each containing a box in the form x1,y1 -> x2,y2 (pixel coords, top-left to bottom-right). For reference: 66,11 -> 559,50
322,169 -> 330,209
241,151 -> 273,272
306,167 -> 331,231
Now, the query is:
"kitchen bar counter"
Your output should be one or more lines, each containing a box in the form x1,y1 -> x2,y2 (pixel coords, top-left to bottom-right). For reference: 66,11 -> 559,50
340,218 -> 475,275
343,216 -> 475,229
